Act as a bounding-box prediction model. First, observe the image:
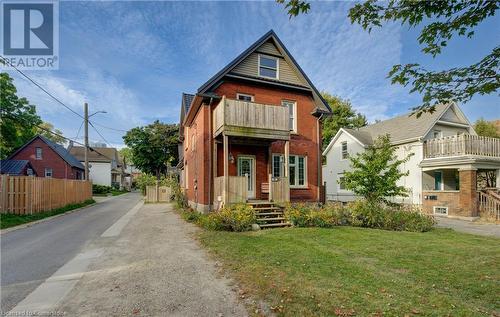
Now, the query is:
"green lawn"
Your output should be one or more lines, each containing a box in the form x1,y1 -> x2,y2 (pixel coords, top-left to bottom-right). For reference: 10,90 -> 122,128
0,199 -> 95,229
198,227 -> 499,316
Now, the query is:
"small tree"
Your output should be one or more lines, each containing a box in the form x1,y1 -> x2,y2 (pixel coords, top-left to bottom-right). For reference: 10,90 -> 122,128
343,135 -> 413,204
474,118 -> 499,138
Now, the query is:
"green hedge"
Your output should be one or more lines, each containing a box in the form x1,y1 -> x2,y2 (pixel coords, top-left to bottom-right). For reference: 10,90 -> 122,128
285,200 -> 435,232
179,203 -> 256,232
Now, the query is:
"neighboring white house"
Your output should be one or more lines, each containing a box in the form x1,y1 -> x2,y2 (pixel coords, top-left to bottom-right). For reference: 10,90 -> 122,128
322,103 -> 500,218
68,145 -> 126,188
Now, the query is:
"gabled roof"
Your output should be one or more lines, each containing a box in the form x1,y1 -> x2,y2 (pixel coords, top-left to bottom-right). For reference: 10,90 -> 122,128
68,146 -> 116,163
8,135 -> 85,170
323,103 -> 474,154
179,93 -> 195,130
0,160 -> 35,175
195,30 -> 331,115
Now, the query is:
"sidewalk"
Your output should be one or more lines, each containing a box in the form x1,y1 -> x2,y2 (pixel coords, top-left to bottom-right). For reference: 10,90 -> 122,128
56,203 -> 247,316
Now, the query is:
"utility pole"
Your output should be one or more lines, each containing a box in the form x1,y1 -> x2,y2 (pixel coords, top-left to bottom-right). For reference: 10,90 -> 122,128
84,103 -> 89,181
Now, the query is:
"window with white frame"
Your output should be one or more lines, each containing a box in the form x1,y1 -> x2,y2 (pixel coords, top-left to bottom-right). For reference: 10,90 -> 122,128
191,133 -> 196,152
281,100 -> 297,132
433,130 -> 442,138
272,154 -> 307,188
35,147 -> 42,159
45,168 -> 53,178
433,206 -> 448,215
259,55 -> 278,79
341,141 -> 348,159
236,93 -> 254,102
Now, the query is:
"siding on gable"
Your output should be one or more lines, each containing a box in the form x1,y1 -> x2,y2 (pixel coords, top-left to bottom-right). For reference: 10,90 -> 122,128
440,107 -> 464,124
231,42 -> 306,87
424,123 -> 469,140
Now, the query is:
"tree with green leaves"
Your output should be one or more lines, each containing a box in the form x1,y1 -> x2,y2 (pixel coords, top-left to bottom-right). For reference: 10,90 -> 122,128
474,118 -> 499,138
277,0 -> 499,116
0,72 -> 42,158
119,147 -> 134,166
37,121 -> 65,144
321,92 -> 367,150
343,135 -> 413,204
122,121 -> 179,179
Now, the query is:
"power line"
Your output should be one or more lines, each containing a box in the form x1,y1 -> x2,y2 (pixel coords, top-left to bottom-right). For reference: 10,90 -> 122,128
88,121 -> 112,147
74,120 -> 84,139
1,56 -> 84,120
89,120 -> 128,133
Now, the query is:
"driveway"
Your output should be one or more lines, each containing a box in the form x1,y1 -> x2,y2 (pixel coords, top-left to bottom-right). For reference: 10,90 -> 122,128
1,193 -> 142,312
435,217 -> 500,237
6,201 -> 247,316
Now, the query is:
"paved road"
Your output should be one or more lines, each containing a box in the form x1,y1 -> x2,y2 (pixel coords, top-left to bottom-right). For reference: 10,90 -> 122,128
1,193 -> 142,312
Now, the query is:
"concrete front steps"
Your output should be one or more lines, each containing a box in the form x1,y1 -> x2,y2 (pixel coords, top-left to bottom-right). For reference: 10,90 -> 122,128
247,201 -> 291,229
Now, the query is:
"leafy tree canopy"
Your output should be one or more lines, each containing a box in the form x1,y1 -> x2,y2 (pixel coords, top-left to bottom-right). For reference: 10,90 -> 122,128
119,147 -> 134,166
343,135 -> 413,204
474,118 -> 499,138
37,121 -> 65,144
0,72 -> 42,158
277,0 -> 499,116
321,92 -> 367,150
122,121 -> 179,179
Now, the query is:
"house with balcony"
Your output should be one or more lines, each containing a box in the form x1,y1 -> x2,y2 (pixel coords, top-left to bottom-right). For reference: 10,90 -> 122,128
178,30 -> 331,215
323,103 -> 500,219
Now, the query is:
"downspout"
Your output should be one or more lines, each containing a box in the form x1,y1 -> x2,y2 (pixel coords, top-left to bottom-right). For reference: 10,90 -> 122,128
317,113 -> 324,202
207,97 -> 214,212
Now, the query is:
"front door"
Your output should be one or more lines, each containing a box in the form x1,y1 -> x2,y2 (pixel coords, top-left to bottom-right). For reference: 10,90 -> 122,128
237,156 -> 255,199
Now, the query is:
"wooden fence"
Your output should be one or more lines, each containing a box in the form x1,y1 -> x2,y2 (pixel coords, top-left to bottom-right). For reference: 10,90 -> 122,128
145,185 -> 172,203
0,175 -> 92,214
213,176 -> 247,208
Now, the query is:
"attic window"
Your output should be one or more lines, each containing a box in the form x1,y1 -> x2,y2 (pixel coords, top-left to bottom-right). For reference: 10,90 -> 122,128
259,55 -> 278,79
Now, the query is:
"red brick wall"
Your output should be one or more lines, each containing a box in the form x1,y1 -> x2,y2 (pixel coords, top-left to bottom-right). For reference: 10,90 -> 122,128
9,138 -> 82,179
214,80 -> 321,202
422,170 -> 478,217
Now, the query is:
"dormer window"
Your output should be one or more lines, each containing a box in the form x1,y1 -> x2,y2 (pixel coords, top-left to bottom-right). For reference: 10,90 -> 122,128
259,55 -> 278,79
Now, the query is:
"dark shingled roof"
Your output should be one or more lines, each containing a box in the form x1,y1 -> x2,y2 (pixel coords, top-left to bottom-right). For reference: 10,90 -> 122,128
0,160 -> 33,175
182,93 -> 195,114
38,135 -> 85,169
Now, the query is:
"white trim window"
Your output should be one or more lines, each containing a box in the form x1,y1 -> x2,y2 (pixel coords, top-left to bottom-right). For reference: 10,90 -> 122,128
35,147 -> 42,160
282,100 -> 297,132
272,154 -> 307,188
432,130 -> 443,138
236,93 -> 254,102
45,168 -> 53,178
258,54 -> 279,79
433,206 -> 448,215
341,141 -> 348,160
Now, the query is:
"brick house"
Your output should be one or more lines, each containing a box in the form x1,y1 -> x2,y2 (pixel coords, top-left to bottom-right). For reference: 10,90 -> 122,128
322,103 -> 500,218
178,30 -> 332,212
8,135 -> 85,179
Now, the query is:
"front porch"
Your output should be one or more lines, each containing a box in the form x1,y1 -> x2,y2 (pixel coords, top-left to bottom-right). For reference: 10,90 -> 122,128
212,137 -> 290,209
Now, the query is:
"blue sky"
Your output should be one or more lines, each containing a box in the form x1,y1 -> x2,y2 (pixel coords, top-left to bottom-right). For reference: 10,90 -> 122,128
7,1 -> 500,147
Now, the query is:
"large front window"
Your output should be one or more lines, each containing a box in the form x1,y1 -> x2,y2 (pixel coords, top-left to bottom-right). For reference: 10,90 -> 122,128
272,154 -> 307,188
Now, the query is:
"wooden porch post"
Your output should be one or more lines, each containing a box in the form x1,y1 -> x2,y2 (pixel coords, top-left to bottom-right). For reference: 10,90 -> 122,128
284,140 -> 290,201
213,141 -> 218,206
223,133 -> 229,205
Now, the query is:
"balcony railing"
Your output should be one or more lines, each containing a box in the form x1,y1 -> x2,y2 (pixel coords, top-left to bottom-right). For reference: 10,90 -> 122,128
213,97 -> 290,140
423,134 -> 500,159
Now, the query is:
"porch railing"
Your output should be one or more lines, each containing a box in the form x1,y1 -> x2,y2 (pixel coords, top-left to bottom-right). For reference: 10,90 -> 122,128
213,97 -> 290,139
269,176 -> 289,203
423,134 -> 500,159
478,190 -> 500,221
213,176 -> 247,208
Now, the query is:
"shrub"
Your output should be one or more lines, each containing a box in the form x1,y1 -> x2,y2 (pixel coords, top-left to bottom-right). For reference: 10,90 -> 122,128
92,184 -> 112,195
200,204 -> 256,232
347,200 -> 435,232
284,202 -> 349,228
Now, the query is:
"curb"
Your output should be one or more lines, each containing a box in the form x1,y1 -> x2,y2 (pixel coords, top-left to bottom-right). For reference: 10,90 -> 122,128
1,201 -> 98,235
